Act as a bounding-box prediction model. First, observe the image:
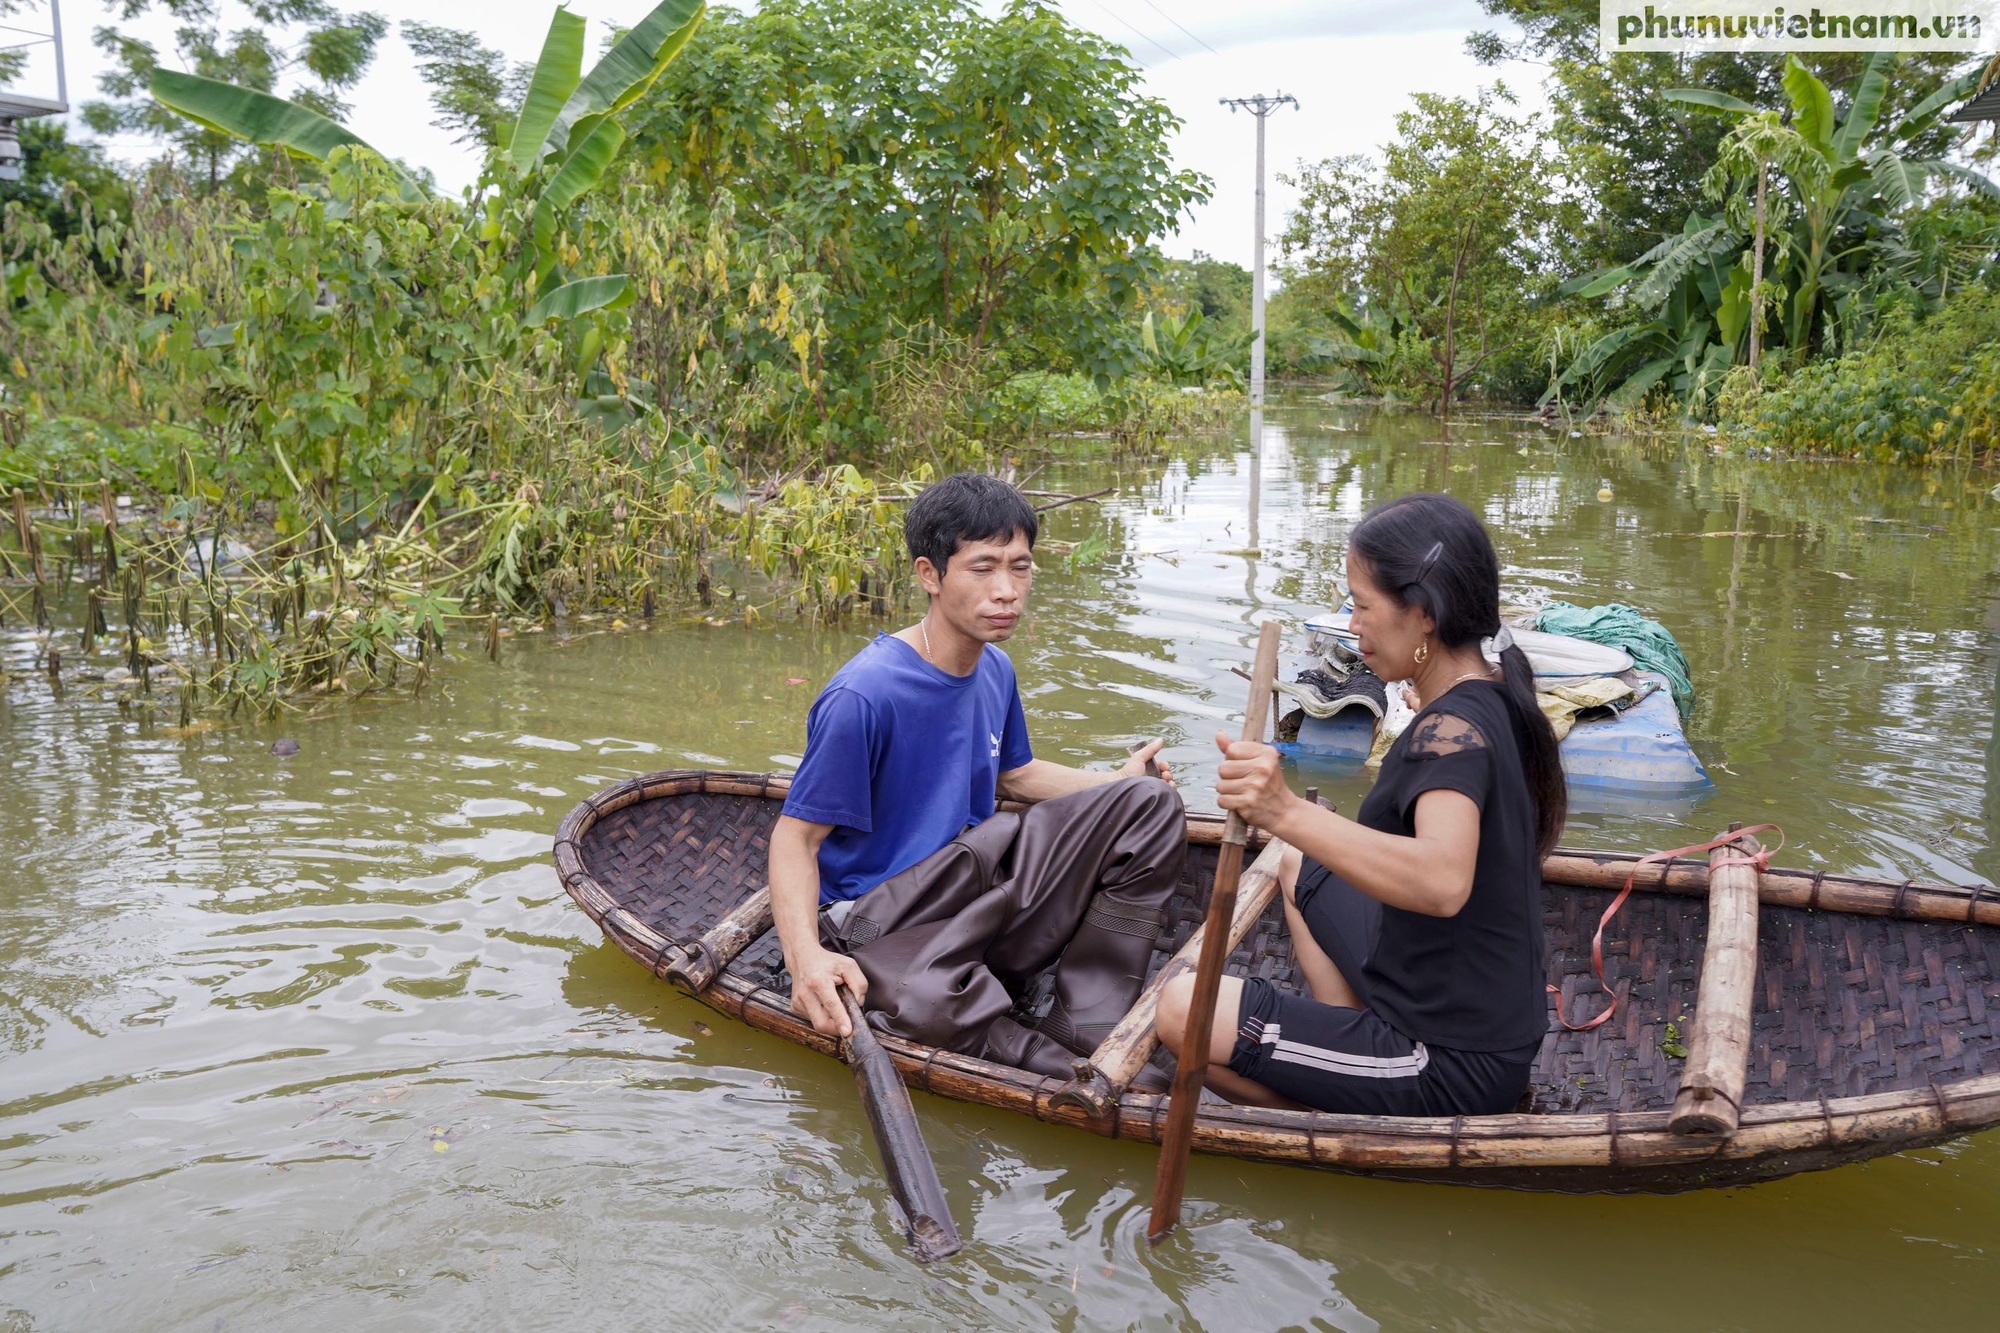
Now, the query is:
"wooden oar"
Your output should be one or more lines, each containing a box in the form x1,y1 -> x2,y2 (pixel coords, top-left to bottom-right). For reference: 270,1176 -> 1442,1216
664,903 -> 960,1261
1147,619 -> 1282,1243
839,986 -> 962,1263
1129,739 -> 1163,777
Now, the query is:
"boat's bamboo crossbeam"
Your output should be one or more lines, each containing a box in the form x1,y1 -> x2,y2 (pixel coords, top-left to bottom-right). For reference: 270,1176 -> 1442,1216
1669,830 -> 1762,1135
1050,837 -> 1292,1120
667,885 -> 773,992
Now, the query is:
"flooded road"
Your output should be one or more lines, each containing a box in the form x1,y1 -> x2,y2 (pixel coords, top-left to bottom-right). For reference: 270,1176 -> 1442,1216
3,400 -> 1997,1330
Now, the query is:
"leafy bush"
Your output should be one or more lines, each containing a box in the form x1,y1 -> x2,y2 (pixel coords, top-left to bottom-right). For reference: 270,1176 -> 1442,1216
986,372 -> 1237,440
629,0 -> 1210,437
0,0 -> 1240,700
989,372 -> 1106,432
1138,308 -> 1252,388
0,416 -> 203,492
1724,285 -> 2000,459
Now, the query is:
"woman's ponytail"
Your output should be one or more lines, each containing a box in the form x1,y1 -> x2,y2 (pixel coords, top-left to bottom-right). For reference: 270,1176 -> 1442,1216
1495,640 -> 1566,860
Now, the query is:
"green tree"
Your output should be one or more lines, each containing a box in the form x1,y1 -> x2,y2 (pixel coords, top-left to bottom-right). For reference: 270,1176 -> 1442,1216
1148,252 -> 1252,328
1545,56 -> 2000,416
1276,153 -> 1372,311
400,20 -> 530,149
624,0 -> 1208,424
1139,252 -> 1255,381
83,1 -> 388,191
0,121 -> 133,241
1677,54 -> 1994,354
0,2 -> 24,87
1278,88 -> 1560,422
1470,0 -> 1969,268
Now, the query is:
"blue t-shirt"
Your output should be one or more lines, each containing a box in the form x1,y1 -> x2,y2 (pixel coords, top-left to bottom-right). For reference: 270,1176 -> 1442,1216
782,633 -> 1034,903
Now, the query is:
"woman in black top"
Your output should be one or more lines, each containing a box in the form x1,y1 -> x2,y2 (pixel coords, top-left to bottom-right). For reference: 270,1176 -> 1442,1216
1157,493 -> 1564,1116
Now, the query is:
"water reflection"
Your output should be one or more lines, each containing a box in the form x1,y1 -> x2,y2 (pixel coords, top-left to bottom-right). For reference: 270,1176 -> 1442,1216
1987,606 -> 2000,858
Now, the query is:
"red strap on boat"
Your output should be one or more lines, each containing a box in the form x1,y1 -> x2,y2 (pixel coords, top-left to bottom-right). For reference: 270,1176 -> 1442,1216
1550,824 -> 1783,1032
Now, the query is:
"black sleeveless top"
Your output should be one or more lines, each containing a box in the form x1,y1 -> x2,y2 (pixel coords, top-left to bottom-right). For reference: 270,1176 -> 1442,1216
1353,679 -> 1548,1055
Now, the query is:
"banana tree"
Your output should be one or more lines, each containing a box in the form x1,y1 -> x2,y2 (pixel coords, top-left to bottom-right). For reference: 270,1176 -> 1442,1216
151,0 -> 707,315
149,69 -> 431,204
1313,298 -> 1419,397
500,0 -> 705,288
1139,307 -> 1254,388
1543,213 -> 1752,413
1554,58 -> 1999,413
1667,53 -> 1996,355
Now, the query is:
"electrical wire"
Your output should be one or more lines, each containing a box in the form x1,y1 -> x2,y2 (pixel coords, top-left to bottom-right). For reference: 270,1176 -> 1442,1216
1131,0 -> 1220,57
1065,0 -> 1183,65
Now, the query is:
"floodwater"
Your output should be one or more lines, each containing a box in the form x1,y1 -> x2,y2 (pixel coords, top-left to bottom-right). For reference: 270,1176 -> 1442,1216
3,400 -> 1998,1331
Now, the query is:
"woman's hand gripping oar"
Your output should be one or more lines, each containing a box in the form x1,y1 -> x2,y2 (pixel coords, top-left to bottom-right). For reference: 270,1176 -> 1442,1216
1147,619 -> 1282,1243
838,985 -> 962,1263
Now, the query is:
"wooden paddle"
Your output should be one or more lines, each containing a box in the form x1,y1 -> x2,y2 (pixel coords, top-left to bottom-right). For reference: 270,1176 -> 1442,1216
1147,618 -> 1282,1243
838,985 -> 962,1263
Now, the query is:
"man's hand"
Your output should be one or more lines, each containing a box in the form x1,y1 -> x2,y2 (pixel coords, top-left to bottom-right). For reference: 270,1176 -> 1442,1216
1119,738 -> 1177,788
1213,731 -> 1299,830
788,943 -> 869,1038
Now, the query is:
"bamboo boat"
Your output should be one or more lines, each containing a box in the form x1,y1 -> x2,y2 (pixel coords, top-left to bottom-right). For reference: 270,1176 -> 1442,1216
553,769 -> 2000,1193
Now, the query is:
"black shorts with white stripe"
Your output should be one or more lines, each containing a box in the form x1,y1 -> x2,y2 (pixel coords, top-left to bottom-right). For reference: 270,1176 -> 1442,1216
1225,977 -> 1535,1117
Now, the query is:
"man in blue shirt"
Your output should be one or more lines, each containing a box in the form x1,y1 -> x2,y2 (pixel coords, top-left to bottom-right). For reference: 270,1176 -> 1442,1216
772,473 -> 1186,1078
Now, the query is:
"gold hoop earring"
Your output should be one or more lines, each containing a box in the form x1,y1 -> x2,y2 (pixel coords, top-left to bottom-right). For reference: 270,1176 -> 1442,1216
1414,638 -> 1429,665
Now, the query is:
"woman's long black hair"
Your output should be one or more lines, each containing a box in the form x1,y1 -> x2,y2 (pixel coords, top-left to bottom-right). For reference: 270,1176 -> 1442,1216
1349,493 -> 1567,858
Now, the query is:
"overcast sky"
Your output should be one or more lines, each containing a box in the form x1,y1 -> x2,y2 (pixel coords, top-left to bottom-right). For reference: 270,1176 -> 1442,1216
9,0 -> 1543,270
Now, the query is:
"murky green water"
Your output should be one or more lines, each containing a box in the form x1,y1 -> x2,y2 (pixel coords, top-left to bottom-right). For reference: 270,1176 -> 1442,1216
4,401 -> 1998,1330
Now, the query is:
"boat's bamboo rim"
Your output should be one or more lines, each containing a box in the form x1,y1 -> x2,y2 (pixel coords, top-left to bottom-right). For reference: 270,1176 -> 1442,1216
553,767 -> 2000,920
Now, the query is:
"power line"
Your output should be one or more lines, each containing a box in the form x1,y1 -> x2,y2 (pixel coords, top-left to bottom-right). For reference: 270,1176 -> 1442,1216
1131,0 -> 1219,58
1053,0 -> 1183,65
1083,0 -> 1183,64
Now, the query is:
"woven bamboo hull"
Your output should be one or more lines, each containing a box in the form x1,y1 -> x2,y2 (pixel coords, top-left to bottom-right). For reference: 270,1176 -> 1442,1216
553,770 -> 2000,1193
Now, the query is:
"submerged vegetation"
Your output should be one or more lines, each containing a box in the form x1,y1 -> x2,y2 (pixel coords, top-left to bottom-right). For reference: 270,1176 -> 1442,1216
1264,6 -> 2000,449
7,0 -> 2000,724
1720,285 -> 2000,459
0,0 -> 1237,716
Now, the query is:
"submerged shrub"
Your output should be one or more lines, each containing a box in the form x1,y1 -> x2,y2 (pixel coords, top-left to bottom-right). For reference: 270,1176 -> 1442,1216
986,371 -> 1238,441
1724,286 -> 2000,460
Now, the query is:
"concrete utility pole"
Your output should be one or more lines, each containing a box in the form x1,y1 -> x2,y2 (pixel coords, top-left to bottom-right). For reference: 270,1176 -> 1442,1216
0,0 -> 71,182
1220,92 -> 1297,410
1220,92 -> 1295,584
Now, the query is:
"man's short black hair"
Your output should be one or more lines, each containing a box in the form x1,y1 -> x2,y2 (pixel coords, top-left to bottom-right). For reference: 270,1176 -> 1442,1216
904,471 -> 1039,572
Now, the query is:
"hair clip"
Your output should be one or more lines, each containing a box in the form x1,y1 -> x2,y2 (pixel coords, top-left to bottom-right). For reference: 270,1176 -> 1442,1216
1410,541 -> 1444,587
